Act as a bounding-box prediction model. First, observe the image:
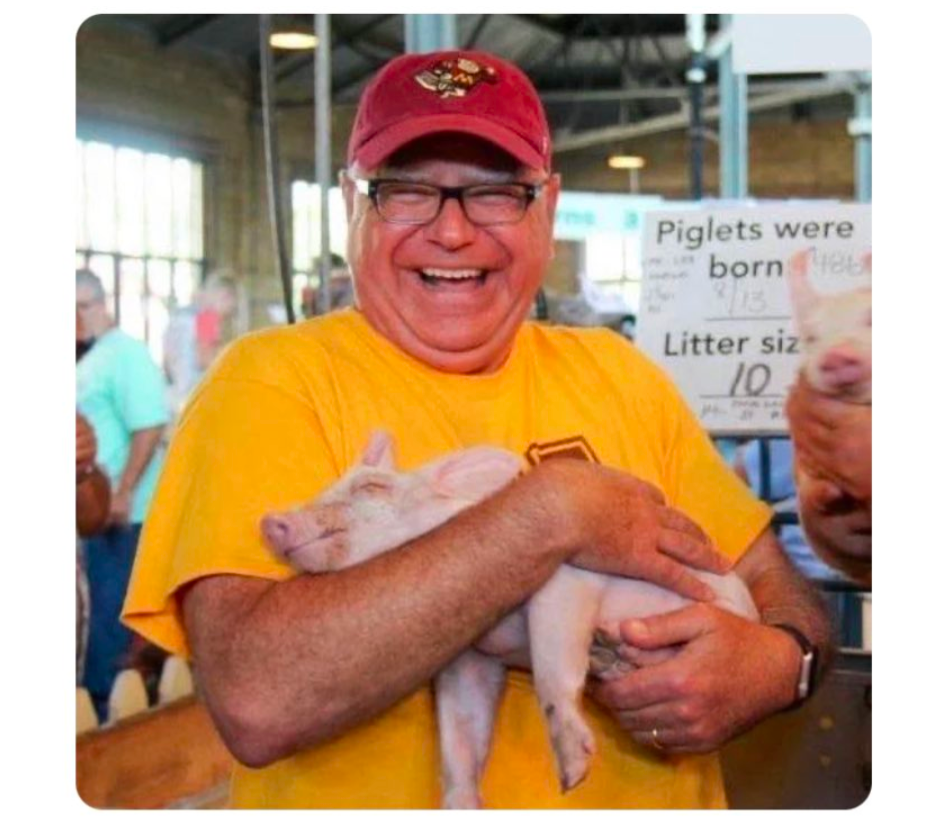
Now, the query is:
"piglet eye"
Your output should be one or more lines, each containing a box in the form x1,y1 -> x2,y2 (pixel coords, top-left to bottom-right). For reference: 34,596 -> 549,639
352,478 -> 393,496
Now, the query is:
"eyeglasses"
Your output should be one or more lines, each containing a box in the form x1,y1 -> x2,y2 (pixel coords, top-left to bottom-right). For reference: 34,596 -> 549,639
351,177 -> 548,226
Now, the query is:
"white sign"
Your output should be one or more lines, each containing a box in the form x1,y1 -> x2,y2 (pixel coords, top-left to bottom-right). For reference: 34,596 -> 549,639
636,204 -> 871,435
732,14 -> 871,74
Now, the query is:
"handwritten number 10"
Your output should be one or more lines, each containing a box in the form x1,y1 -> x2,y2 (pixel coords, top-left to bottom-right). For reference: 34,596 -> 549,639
729,362 -> 771,397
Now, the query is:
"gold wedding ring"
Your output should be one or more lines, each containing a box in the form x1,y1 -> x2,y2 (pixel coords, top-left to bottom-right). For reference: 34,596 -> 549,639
651,728 -> 665,751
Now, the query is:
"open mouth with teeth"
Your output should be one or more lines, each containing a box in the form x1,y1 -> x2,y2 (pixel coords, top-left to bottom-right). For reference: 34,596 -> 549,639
417,267 -> 489,287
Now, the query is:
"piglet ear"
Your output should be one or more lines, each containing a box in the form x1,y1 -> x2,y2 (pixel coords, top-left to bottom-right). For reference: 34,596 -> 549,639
422,447 -> 522,503
786,248 -> 819,329
360,429 -> 395,469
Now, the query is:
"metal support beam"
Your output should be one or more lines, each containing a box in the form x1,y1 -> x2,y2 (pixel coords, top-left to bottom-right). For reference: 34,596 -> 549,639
404,14 -> 457,53
315,14 -> 333,314
274,15 -> 396,84
259,14 -> 295,324
719,15 -> 748,198
158,15 -> 222,47
552,78 -> 850,152
686,14 -> 707,200
850,72 -> 872,202
465,14 -> 491,50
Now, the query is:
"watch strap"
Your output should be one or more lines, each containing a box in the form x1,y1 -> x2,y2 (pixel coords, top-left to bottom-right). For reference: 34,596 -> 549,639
771,623 -> 818,711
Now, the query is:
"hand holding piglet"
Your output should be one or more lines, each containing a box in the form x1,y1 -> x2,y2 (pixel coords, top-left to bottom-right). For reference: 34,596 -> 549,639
541,458 -> 730,602
786,374 -> 872,507
590,600 -> 799,754
785,249 -> 872,508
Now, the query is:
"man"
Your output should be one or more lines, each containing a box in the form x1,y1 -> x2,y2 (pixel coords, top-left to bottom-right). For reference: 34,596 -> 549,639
77,269 -> 169,718
787,375 -> 872,585
301,254 -> 355,318
163,271 -> 239,421
123,51 -> 832,808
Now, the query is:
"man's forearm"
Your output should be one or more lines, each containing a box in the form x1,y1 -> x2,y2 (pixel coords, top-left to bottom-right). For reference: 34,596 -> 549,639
118,426 -> 164,494
184,466 -> 572,767
739,536 -> 836,675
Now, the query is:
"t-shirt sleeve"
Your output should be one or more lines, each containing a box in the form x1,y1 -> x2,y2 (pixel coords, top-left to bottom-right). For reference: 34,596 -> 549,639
115,339 -> 170,431
659,379 -> 773,568
122,338 -> 342,658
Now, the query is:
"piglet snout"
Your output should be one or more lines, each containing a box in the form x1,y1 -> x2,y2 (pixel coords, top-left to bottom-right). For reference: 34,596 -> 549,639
819,346 -> 868,388
261,514 -> 294,554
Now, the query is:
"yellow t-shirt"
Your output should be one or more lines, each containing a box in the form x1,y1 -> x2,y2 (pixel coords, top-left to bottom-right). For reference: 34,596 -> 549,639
123,308 -> 771,809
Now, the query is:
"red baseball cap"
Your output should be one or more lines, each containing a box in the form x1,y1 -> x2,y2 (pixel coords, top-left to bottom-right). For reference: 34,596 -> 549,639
347,50 -> 552,172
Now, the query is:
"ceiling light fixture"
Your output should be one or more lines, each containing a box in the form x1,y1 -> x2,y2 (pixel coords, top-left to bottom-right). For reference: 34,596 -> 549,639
270,30 -> 318,50
607,155 -> 646,170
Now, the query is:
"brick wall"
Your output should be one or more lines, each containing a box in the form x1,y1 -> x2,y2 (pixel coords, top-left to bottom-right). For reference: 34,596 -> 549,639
554,116 -> 856,199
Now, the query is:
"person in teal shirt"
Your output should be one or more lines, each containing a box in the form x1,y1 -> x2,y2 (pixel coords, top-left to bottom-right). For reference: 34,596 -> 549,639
76,269 -> 169,719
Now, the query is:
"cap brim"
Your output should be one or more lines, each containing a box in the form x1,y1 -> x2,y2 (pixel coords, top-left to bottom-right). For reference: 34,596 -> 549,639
352,113 -> 547,171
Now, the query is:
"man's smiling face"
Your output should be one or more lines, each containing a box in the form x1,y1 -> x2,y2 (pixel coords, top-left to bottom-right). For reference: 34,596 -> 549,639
343,134 -> 560,374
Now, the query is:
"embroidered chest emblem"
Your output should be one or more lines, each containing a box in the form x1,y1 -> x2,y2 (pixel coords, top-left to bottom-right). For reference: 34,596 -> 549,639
524,436 -> 600,466
414,57 -> 498,98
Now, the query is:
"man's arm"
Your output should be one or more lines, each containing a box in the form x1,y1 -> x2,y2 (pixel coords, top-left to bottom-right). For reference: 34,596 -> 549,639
182,460 -> 729,768
109,425 -> 164,525
590,527 -> 835,754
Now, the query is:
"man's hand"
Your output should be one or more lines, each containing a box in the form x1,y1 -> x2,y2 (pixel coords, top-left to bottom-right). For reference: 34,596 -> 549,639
76,413 -> 97,482
589,604 -> 800,754
786,375 -> 871,505
108,487 -> 133,526
544,460 -> 729,604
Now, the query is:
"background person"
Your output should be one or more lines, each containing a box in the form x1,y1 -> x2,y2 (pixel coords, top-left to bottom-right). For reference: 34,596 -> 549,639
300,254 -> 355,318
163,271 -> 240,421
76,268 -> 170,719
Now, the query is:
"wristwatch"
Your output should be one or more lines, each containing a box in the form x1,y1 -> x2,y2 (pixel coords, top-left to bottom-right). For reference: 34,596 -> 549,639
771,623 -> 819,710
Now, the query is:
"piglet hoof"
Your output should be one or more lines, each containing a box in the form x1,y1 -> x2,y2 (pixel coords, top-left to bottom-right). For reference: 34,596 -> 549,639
442,786 -> 483,810
547,709 -> 596,792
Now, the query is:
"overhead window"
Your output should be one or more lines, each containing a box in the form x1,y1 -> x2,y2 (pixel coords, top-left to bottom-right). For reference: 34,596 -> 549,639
76,139 -> 206,364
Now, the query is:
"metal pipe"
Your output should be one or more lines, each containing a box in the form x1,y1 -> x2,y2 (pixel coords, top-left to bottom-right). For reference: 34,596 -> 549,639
315,14 -> 332,314
850,72 -> 872,202
259,14 -> 296,324
404,14 -> 457,53
686,14 -> 707,200
719,14 -> 748,198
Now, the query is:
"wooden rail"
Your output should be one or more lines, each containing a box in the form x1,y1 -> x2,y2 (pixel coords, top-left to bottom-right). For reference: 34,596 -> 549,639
76,696 -> 234,809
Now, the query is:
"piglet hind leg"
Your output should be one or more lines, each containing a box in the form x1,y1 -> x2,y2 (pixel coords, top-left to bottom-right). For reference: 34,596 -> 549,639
528,567 -> 602,793
435,649 -> 507,809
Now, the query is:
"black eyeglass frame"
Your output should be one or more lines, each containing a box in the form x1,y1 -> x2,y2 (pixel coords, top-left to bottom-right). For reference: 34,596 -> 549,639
350,176 -> 549,226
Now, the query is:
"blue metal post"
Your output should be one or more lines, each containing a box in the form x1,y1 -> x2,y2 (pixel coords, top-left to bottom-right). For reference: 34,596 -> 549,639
851,72 -> 872,202
719,14 -> 748,198
315,14 -> 332,313
404,14 -> 457,53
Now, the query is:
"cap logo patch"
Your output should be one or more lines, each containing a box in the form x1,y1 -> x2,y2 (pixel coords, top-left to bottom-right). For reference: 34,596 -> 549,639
414,57 -> 498,98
